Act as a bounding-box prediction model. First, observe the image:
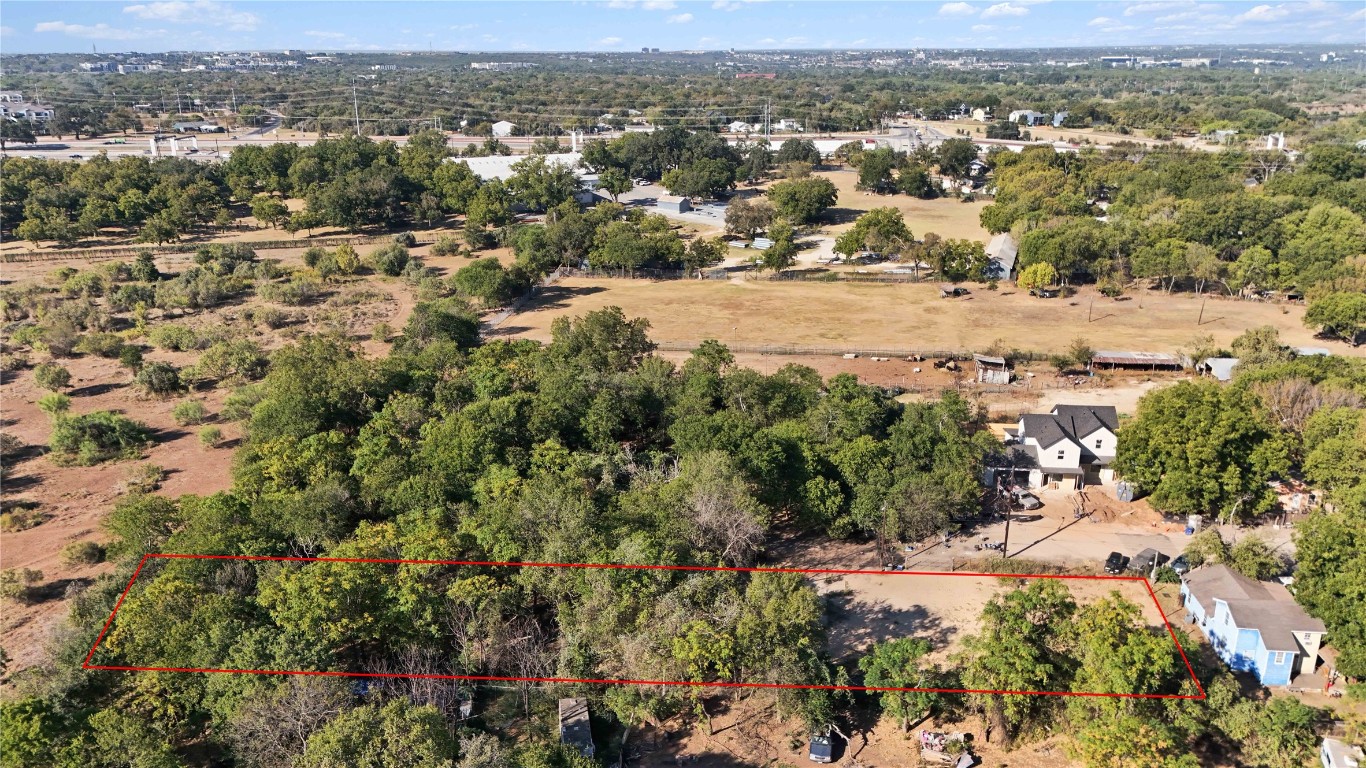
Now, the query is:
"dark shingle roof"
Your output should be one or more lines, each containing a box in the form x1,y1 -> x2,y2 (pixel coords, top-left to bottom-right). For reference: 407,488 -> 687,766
1184,565 -> 1326,651
1019,413 -> 1069,449
1050,405 -> 1119,439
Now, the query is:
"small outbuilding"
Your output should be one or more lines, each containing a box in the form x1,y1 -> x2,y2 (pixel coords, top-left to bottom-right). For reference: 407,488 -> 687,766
974,354 -> 1012,385
491,120 -> 517,137
1197,357 -> 1240,382
558,698 -> 595,758
1089,350 -> 1185,371
984,233 -> 1018,280
657,195 -> 692,214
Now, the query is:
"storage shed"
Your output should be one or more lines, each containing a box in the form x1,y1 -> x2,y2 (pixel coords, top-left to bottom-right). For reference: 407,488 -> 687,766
657,195 -> 692,214
974,354 -> 1012,384
1090,350 -> 1185,371
558,698 -> 595,758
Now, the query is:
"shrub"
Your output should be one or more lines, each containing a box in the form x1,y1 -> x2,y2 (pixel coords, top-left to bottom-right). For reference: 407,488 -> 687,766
61,271 -> 106,298
257,275 -> 322,306
221,384 -> 265,422
131,249 -> 160,282
393,231 -> 418,247
118,345 -> 144,371
33,363 -> 71,391
372,322 -> 393,342
37,392 -> 71,418
431,236 -> 461,258
74,332 -> 127,358
199,426 -> 223,447
60,541 -> 105,567
0,507 -> 48,533
109,283 -> 155,312
0,353 -> 28,373
172,400 -> 210,426
122,463 -> 165,493
191,340 -> 267,384
249,306 -> 289,329
302,246 -> 329,268
134,361 -> 183,396
333,244 -> 361,275
149,324 -> 201,352
0,569 -> 43,603
367,244 -> 411,276
50,411 -> 151,465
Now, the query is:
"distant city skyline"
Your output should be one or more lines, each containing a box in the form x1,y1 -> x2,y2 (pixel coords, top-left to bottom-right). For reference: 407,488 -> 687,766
1,1 -> 1363,54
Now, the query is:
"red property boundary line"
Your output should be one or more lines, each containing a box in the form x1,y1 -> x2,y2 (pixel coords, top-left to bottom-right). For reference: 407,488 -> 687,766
84,553 -> 1207,700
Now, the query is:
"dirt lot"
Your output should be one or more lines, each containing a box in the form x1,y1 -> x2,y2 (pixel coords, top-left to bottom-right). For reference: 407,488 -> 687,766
499,278 -> 1346,358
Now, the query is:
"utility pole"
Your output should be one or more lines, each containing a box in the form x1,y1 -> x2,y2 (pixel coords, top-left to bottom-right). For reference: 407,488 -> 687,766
231,87 -> 236,113
764,98 -> 770,141
352,78 -> 361,137
175,90 -> 182,115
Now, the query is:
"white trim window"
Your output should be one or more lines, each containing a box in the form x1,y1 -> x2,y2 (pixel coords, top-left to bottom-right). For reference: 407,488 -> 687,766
1272,651 -> 1287,665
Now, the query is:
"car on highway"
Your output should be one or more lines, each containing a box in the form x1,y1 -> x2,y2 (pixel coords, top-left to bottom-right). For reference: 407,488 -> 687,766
1010,488 -> 1043,510
1104,551 -> 1129,574
68,154 -> 82,159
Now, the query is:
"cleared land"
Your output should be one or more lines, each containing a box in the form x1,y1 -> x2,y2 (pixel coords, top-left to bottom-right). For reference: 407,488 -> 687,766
500,278 -> 1349,357
814,170 -> 992,242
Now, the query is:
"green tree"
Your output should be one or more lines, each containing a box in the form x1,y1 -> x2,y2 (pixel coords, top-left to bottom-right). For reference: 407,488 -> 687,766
1017,262 -> 1058,292
833,207 -> 912,259
724,196 -> 776,239
296,700 -> 457,768
858,638 -> 941,732
766,177 -> 838,225
49,411 -> 151,465
937,138 -> 979,179
1115,382 -> 1291,521
1305,292 -> 1366,346
598,168 -> 632,203
250,195 -> 290,229
0,120 -> 37,151
453,258 -> 522,307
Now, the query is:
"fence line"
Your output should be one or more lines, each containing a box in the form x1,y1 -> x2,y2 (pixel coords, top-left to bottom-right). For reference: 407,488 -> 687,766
1,234 -> 432,263
651,340 -> 1052,362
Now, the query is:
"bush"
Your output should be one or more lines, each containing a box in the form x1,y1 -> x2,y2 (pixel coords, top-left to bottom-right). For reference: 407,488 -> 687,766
302,246 -> 329,268
33,363 -> 71,391
109,283 -> 156,312
199,426 -> 223,447
249,306 -> 289,329
257,275 -> 323,306
393,231 -> 418,247
61,271 -> 106,298
123,463 -> 166,494
333,244 -> 361,275
149,324 -> 201,352
134,361 -> 183,396
60,541 -> 105,567
74,332 -> 127,358
367,244 -> 411,277
192,339 -> 267,384
431,235 -> 462,258
221,384 -> 265,422
37,392 -> 71,418
0,353 -> 28,373
0,507 -> 48,533
172,400 -> 210,426
118,345 -> 144,371
372,322 -> 393,342
0,569 -> 43,603
50,411 -> 151,465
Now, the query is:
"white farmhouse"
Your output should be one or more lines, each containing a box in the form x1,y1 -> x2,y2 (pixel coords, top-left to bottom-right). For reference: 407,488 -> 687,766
998,404 -> 1119,490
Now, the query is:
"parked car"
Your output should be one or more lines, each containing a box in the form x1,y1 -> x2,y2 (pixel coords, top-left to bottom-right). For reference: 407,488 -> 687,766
1170,554 -> 1190,575
1130,548 -> 1169,574
1011,488 -> 1043,510
808,732 -> 834,763
69,153 -> 82,159
1104,552 -> 1129,574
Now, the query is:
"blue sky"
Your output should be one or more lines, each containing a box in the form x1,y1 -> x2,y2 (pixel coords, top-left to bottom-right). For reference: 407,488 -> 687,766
1,1 -> 1362,53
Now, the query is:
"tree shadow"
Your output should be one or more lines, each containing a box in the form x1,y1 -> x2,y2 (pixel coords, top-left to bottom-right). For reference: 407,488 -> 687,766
819,207 -> 865,226
30,577 -> 93,604
144,426 -> 190,443
68,381 -> 128,398
516,285 -> 607,312
824,591 -> 957,662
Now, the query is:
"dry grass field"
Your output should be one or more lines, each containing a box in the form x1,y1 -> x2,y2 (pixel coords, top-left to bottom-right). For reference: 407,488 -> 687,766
499,278 -> 1351,357
813,170 -> 992,242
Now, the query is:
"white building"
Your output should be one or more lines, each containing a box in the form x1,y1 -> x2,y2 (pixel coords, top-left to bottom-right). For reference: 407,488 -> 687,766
1007,110 -> 1047,126
0,91 -> 25,103
370,64 -> 397,71
996,405 -> 1119,490
728,120 -> 754,133
491,120 -> 517,138
775,118 -> 802,132
1,102 -> 55,123
971,107 -> 992,122
448,152 -> 583,182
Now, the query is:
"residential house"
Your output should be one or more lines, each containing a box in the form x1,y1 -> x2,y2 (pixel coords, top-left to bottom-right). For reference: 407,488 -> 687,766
1181,564 -> 1327,686
775,118 -> 802,131
1322,738 -> 1364,768
984,233 -> 1017,280
0,91 -> 25,103
1007,109 -> 1047,126
491,120 -> 517,138
1051,111 -> 1070,127
1,102 -> 54,123
971,107 -> 992,122
558,698 -> 595,758
999,404 -> 1119,490
728,120 -> 754,133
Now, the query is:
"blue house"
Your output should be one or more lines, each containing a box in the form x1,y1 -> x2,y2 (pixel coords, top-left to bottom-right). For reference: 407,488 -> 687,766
1181,564 -> 1326,686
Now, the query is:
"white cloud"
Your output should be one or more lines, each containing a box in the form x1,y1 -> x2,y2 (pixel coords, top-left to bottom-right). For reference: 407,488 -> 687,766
938,2 -> 977,17
642,0 -> 676,8
1123,2 -> 1189,15
123,1 -> 259,31
304,30 -> 346,39
597,36 -> 623,45
1349,7 -> 1366,20
604,0 -> 636,8
1235,4 -> 1291,22
34,21 -> 155,39
0,25 -> 13,37
667,12 -> 693,23
1087,16 -> 1113,26
981,3 -> 1029,18
971,24 -> 997,31
783,35 -> 808,45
